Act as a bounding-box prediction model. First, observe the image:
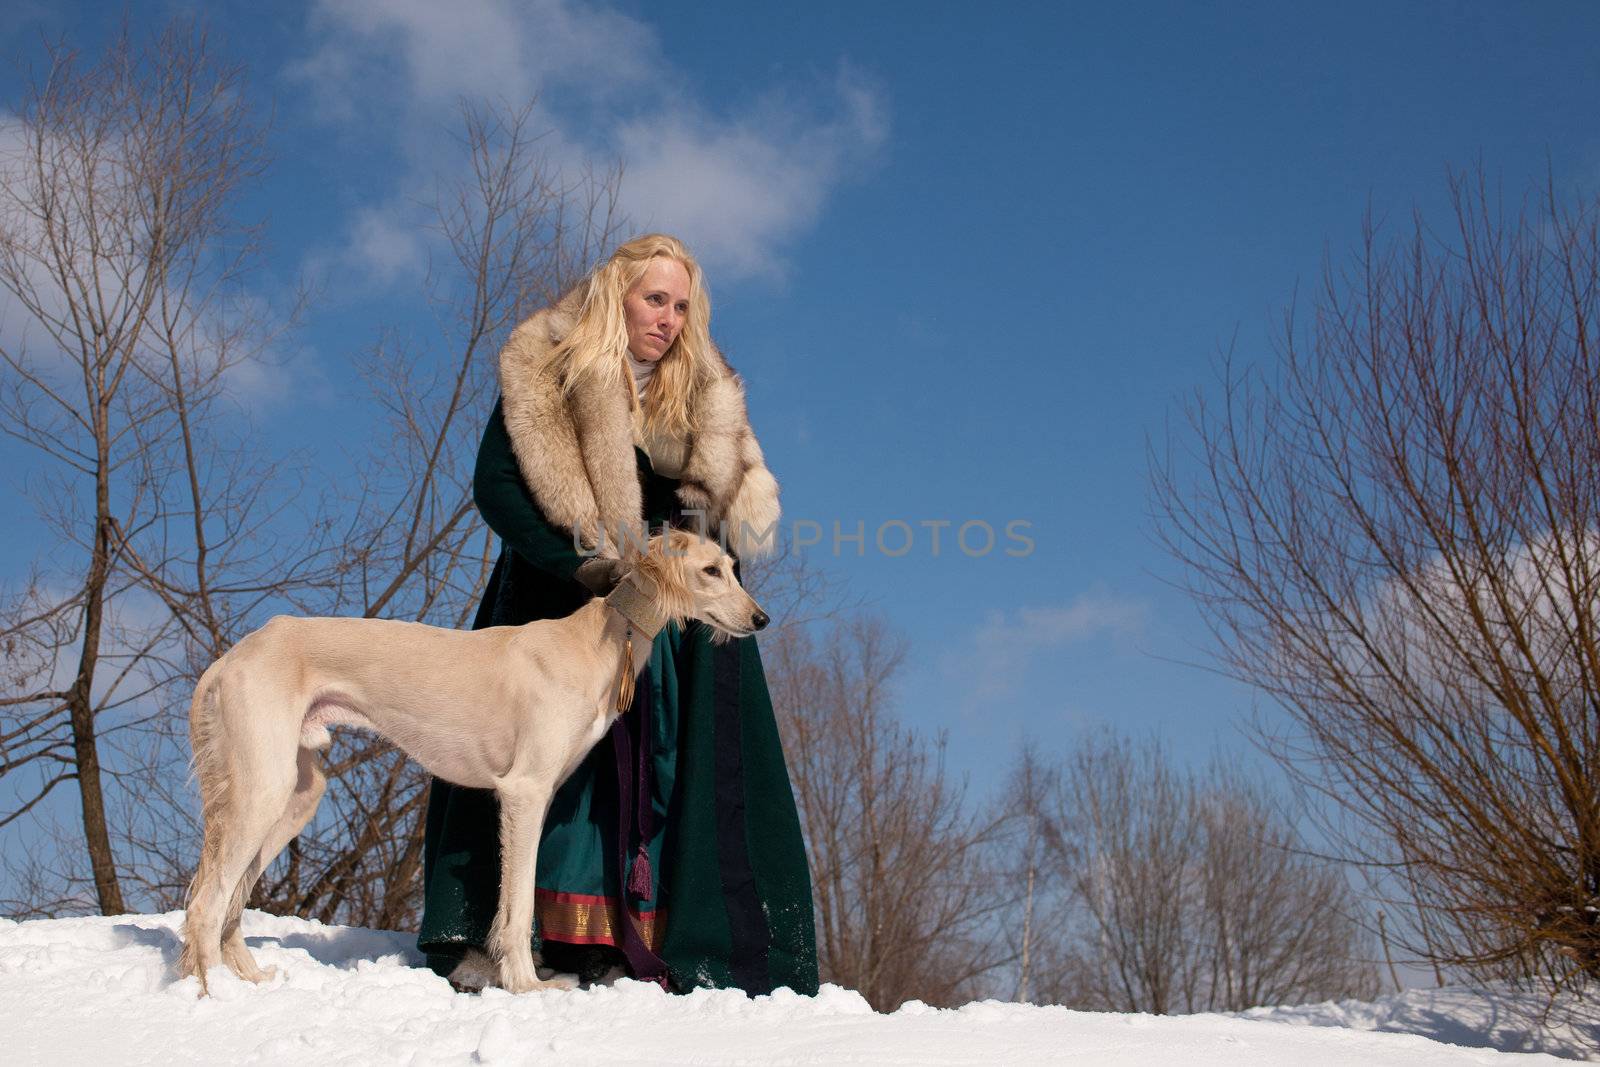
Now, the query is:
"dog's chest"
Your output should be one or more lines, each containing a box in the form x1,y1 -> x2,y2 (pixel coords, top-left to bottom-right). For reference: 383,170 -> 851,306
580,707 -> 617,752
552,705 -> 621,785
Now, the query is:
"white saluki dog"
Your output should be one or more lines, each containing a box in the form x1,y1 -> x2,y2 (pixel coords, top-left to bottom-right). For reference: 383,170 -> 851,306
177,529 -> 767,995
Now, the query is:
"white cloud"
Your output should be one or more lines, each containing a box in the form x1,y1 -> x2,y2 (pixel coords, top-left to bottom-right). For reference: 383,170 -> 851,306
615,68 -> 887,279
1358,529 -> 1600,708
287,0 -> 887,284
0,111 -> 104,367
202,292 -> 326,414
296,0 -> 533,106
290,0 -> 660,111
0,111 -> 300,415
314,203 -> 432,291
0,576 -> 177,712
954,591 -> 1149,706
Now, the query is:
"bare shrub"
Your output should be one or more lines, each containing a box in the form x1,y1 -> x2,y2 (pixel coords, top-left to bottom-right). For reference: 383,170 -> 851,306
1153,172 -> 1600,989
1009,735 -> 1378,1013
767,614 -> 1009,1010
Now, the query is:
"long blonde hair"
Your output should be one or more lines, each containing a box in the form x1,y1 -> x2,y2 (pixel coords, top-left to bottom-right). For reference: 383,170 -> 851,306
557,234 -> 717,438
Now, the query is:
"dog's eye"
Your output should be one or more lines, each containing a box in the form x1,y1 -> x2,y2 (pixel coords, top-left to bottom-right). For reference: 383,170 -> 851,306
702,565 -> 720,576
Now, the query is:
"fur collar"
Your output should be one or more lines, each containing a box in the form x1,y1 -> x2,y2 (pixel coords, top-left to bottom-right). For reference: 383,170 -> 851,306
498,290 -> 780,559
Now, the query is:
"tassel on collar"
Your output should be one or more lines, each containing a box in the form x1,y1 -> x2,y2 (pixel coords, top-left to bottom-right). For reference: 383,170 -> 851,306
605,572 -> 669,714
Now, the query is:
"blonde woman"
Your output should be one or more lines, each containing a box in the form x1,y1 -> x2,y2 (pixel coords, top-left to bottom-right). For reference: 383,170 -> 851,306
417,235 -> 818,995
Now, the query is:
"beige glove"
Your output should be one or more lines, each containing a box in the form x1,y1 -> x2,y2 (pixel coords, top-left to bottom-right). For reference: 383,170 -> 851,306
574,556 -> 626,596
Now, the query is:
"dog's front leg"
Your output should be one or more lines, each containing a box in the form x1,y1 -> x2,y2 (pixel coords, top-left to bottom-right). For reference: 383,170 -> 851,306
488,777 -> 574,993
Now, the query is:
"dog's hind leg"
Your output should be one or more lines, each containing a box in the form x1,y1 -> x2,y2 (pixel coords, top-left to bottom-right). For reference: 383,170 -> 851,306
183,688 -> 300,992
180,668 -> 245,993
184,793 -> 294,990
220,745 -> 327,984
182,852 -> 229,993
487,775 -> 573,993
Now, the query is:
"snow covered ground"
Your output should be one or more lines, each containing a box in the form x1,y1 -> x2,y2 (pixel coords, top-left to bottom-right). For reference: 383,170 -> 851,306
2,910 -> 1594,1065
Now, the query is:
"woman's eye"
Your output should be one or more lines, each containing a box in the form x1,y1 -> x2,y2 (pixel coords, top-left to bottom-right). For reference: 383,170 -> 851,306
647,294 -> 664,305
676,303 -> 689,314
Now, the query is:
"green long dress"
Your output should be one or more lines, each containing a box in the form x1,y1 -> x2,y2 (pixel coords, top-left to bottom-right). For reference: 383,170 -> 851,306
416,400 -> 819,996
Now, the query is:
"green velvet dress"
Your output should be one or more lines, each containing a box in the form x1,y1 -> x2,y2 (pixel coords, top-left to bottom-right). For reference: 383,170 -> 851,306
416,400 -> 819,996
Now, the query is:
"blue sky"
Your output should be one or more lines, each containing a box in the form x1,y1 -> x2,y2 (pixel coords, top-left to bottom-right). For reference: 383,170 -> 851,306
3,1 -> 1599,799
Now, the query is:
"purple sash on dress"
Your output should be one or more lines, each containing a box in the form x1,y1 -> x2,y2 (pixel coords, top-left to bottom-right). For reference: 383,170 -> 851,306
609,666 -> 669,987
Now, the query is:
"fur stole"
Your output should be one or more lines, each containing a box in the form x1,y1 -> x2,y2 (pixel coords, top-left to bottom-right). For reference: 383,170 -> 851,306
498,290 -> 781,560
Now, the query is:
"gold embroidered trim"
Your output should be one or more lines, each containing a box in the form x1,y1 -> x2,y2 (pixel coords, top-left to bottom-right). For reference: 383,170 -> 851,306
536,889 -> 663,950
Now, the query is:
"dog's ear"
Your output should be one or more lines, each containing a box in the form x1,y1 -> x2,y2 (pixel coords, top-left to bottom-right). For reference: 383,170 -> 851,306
668,527 -> 699,558
616,523 -> 650,567
634,534 -> 696,623
658,541 -> 696,623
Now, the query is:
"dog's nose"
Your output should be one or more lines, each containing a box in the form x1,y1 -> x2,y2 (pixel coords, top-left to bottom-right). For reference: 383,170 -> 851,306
752,610 -> 769,631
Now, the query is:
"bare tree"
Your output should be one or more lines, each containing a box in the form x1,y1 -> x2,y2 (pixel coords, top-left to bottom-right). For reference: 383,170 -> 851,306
767,613 -> 1010,1010
0,23 -> 305,915
235,100 -> 624,929
1036,734 -> 1204,1012
1192,768 -> 1379,1010
1003,744 -> 1063,1005
1152,172 -> 1600,990
1015,734 -> 1377,1013
0,23 -> 623,930
741,539 -> 852,640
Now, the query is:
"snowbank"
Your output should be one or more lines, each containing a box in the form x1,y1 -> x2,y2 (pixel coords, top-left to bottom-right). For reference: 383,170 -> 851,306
0,910 -> 1587,1065
1243,985 -> 1600,1061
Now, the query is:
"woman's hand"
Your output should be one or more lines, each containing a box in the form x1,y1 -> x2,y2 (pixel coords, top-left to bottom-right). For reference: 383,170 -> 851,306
574,556 -> 626,596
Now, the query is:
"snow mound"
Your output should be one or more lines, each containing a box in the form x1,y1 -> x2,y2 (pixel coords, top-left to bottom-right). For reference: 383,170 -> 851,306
1241,984 -> 1600,1060
0,910 -> 1585,1065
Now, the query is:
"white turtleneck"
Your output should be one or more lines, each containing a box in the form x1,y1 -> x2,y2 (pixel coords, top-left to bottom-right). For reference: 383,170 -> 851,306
628,352 -> 657,400
627,352 -> 688,476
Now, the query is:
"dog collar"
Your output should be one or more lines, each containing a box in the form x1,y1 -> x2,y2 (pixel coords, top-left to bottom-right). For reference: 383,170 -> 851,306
604,572 -> 669,641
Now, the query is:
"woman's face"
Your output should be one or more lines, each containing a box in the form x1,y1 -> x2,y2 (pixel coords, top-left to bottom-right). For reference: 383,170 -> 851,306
623,257 -> 692,363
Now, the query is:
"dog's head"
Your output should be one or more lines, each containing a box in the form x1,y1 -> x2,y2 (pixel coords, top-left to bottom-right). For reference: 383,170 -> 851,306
630,529 -> 768,642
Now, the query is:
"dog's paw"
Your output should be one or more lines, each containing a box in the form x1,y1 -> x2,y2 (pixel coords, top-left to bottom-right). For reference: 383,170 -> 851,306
538,970 -> 581,991
500,960 -> 577,994
236,963 -> 278,985
447,949 -> 499,992
222,943 -> 276,985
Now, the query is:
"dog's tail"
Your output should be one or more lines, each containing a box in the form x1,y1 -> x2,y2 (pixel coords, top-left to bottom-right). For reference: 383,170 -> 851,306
178,657 -> 228,979
184,659 -> 229,903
